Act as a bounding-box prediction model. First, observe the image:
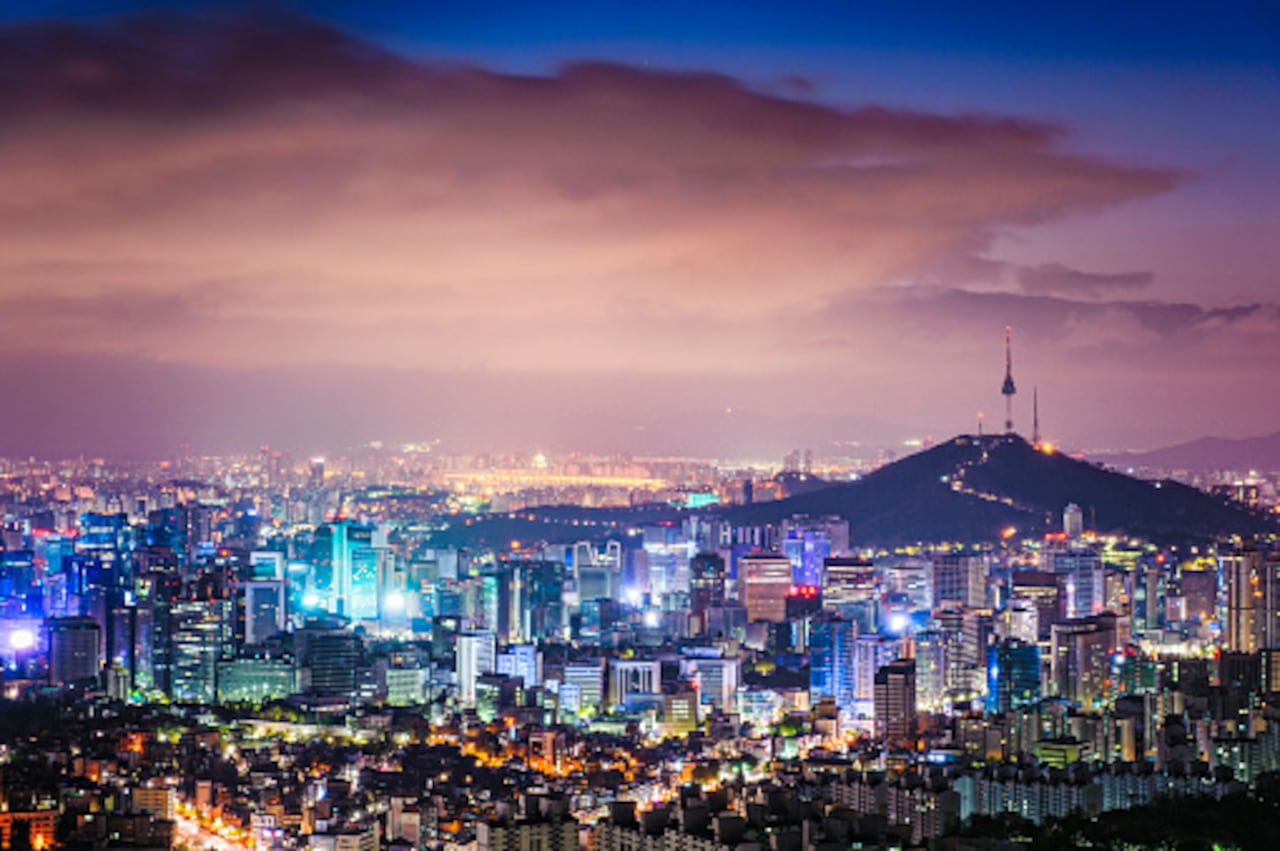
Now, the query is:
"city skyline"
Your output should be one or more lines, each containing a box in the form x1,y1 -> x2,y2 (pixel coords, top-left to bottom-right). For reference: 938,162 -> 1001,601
1,1 -> 1277,458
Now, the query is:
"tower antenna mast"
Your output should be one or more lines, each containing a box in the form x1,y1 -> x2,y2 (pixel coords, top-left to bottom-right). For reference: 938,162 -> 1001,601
1001,326 -> 1017,434
1033,387 -> 1040,446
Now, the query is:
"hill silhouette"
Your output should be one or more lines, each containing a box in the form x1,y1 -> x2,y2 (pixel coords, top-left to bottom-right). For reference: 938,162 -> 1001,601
430,433 -> 1276,548
729,433 -> 1275,544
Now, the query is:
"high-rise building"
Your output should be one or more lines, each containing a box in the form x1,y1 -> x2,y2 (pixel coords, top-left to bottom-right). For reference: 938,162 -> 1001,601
684,656 -> 739,714
560,661 -> 605,715
739,554 -> 792,623
986,639 -> 1041,713
308,632 -> 363,698
1222,548 -> 1280,652
496,644 -> 541,688
932,554 -> 987,609
243,581 -> 285,647
169,599 -> 232,703
995,598 -> 1039,644
330,521 -> 380,619
689,552 -> 726,619
823,557 -> 878,607
1063,503 -> 1084,540
874,658 -> 917,743
1051,548 -> 1105,619
854,634 -> 902,703
1049,614 -> 1118,706
512,560 -> 565,642
780,520 -> 842,587
49,616 -> 102,686
457,631 -> 497,708
608,659 -> 661,708
810,617 -> 856,714
912,629 -> 950,711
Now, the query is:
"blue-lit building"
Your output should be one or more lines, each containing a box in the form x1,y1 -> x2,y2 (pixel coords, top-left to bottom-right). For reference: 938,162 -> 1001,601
782,528 -> 831,588
986,639 -> 1041,713
810,617 -> 856,714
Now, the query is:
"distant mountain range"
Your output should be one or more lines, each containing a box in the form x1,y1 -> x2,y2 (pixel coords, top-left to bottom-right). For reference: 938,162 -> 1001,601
1090,432 -> 1280,472
433,433 -> 1275,549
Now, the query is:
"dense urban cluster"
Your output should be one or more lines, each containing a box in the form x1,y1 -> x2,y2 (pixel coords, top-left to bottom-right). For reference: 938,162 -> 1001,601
1,437 -> 1279,850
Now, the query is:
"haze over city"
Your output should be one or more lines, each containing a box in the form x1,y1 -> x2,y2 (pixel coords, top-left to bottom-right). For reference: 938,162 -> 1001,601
7,6 -> 1280,851
1,1 -> 1276,458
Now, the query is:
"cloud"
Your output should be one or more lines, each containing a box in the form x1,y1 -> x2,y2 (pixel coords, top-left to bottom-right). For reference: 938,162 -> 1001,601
6,10 -> 1268,454
1016,262 -> 1153,296
0,11 -> 1179,375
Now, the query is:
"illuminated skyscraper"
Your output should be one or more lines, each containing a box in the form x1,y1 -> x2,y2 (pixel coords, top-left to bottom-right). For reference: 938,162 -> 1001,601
873,658 -> 917,743
1223,548 -> 1280,652
739,554 -> 793,623
689,552 -> 726,619
810,616 -> 856,714
457,631 -> 496,708
49,616 -> 101,686
243,581 -> 286,646
308,631 -> 362,698
932,554 -> 987,609
986,639 -> 1041,713
169,599 -> 232,703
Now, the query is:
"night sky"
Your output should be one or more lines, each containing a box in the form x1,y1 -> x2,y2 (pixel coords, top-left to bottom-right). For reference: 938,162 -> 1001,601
1,1 -> 1277,458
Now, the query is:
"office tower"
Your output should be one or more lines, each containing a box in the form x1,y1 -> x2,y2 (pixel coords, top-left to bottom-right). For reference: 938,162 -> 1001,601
685,657 -> 739,714
879,558 -> 934,611
912,629 -> 949,711
854,634 -> 902,703
243,581 -> 286,647
689,552 -> 726,619
1178,564 -> 1217,622
457,631 -> 497,708
249,550 -> 286,581
608,659 -> 661,708
169,599 -> 232,703
348,543 -> 385,623
496,644 -> 541,688
780,523 -> 837,587
1049,614 -> 1118,706
308,457 -> 325,490
216,657 -> 297,704
1010,571 -> 1064,640
995,598 -> 1038,644
823,557 -> 878,606
874,658 -> 918,743
481,565 -> 518,643
512,560 -> 565,642
1222,548 -> 1280,652
1063,503 -> 1084,540
986,639 -> 1041,713
739,554 -> 792,622
1050,548 -> 1105,619
49,616 -> 102,686
1130,557 -> 1167,636
330,521 -> 378,618
932,554 -> 987,609
308,632 -> 363,698
561,661 -> 605,715
810,617 -> 856,714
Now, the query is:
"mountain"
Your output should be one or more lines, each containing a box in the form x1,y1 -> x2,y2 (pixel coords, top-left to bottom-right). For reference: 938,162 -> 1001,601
1090,432 -> 1280,472
726,433 -> 1275,545
431,434 -> 1276,548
